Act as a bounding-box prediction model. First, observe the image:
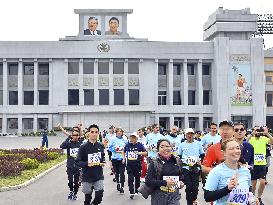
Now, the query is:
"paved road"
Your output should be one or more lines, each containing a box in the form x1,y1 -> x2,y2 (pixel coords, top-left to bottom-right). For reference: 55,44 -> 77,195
0,136 -> 272,205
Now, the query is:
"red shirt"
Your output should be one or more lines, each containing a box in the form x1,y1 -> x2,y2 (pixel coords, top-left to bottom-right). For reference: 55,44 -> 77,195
202,143 -> 224,167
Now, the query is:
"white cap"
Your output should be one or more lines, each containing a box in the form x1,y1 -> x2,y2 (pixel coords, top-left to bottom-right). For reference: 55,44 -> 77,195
184,128 -> 195,134
130,132 -> 138,138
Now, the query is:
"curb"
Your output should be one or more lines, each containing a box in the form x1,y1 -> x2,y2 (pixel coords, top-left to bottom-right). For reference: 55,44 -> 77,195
0,159 -> 67,192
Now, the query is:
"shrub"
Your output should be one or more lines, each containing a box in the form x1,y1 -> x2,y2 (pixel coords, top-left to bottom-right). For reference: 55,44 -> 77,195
21,158 -> 39,170
0,153 -> 25,161
0,159 -> 24,176
47,152 -> 59,160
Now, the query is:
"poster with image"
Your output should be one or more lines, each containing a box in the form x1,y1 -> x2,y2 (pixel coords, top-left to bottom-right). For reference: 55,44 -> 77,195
83,16 -> 102,35
230,64 -> 252,106
105,16 -> 122,35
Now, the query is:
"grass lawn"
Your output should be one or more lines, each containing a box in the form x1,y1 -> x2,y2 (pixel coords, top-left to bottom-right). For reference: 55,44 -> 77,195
0,154 -> 66,188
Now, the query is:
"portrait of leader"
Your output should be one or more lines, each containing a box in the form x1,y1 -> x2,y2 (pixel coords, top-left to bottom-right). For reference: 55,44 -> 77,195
105,16 -> 122,35
84,16 -> 101,35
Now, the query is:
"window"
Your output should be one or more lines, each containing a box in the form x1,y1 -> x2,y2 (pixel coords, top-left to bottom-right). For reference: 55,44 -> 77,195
188,90 -> 196,105
158,64 -> 167,75
202,64 -> 211,75
98,62 -> 109,74
0,118 -> 2,131
189,117 -> 197,129
174,117 -> 184,129
39,90 -> 49,105
113,62 -> 124,74
159,117 -> 169,130
84,89 -> 94,105
9,91 -> 18,105
0,90 -> 2,105
173,90 -> 181,105
68,89 -> 79,105
187,64 -> 195,75
128,62 -> 139,74
83,62 -> 94,74
99,89 -> 109,105
203,117 -> 213,130
266,76 -> 272,84
203,90 -> 211,105
38,118 -> 48,130
173,64 -> 181,75
266,92 -> 273,107
129,89 -> 139,105
23,63 -> 34,75
23,118 -> 33,130
114,89 -> 124,105
0,63 -> 3,75
158,91 -> 167,105
38,63 -> 49,75
68,62 -> 79,74
24,91 -> 34,105
8,63 -> 18,75
8,118 -> 18,129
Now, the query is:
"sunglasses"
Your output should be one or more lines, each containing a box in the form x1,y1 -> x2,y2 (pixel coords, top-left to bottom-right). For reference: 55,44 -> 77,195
235,128 -> 245,132
72,134 -> 79,136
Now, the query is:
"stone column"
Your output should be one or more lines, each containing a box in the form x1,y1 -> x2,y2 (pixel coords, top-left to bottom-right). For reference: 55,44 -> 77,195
183,60 -> 188,105
94,59 -> 99,105
109,59 -> 114,105
3,59 -> 8,106
197,59 -> 203,105
124,59 -> 129,105
18,59 -> 23,105
168,59 -> 173,105
79,59 -> 84,105
34,59 -> 38,106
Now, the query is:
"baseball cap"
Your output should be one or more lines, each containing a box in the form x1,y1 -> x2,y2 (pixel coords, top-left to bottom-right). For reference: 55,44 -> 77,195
184,128 -> 195,134
219,120 -> 234,127
130,132 -> 138,138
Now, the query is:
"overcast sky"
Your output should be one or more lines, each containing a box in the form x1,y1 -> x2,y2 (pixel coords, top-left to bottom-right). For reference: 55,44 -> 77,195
1,0 -> 273,49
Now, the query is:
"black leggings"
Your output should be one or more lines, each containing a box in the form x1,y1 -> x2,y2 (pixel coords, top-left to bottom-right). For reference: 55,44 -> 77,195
127,164 -> 141,194
67,168 -> 80,194
112,159 -> 126,187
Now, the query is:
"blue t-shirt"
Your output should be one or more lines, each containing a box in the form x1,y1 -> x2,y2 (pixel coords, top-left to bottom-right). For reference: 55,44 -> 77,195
178,140 -> 204,169
204,163 -> 251,205
165,134 -> 183,156
146,132 -> 165,158
109,136 -> 128,160
105,133 -> 116,151
124,142 -> 146,164
201,133 -> 221,147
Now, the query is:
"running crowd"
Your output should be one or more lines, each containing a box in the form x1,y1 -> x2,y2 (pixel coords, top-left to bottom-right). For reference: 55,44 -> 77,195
56,121 -> 273,205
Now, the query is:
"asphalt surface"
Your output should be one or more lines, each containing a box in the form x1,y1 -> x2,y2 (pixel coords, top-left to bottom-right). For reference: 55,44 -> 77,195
0,135 -> 272,205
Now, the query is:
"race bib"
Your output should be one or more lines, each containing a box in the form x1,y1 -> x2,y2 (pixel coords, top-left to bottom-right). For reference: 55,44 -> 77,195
150,144 -> 157,151
254,154 -> 265,162
115,146 -> 124,153
172,146 -> 179,154
127,151 -> 138,160
182,156 -> 198,166
227,188 -> 249,205
163,176 -> 180,191
70,148 -> 79,158
88,152 -> 101,164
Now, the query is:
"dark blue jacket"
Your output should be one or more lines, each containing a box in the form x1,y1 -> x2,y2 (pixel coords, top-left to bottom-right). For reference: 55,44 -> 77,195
124,142 -> 146,166
240,141 -> 254,168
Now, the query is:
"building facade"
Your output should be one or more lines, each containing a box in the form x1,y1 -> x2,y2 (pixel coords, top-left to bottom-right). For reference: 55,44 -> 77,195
0,8 -> 266,134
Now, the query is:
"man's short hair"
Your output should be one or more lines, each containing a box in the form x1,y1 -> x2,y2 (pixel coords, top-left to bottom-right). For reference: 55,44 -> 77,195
109,17 -> 119,24
88,16 -> 98,22
152,124 -> 159,129
88,124 -> 99,132
210,122 -> 217,128
234,122 -> 245,129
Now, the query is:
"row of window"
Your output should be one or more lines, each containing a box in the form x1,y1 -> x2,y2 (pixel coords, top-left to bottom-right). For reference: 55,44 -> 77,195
0,63 -> 49,76
0,118 -> 48,130
158,63 -> 211,76
68,89 -> 139,105
158,90 -> 211,105
68,61 -> 139,75
2,90 -> 49,105
159,116 -> 213,130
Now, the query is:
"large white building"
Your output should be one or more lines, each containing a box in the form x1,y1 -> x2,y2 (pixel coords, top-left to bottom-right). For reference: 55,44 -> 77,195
0,8 -> 267,134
